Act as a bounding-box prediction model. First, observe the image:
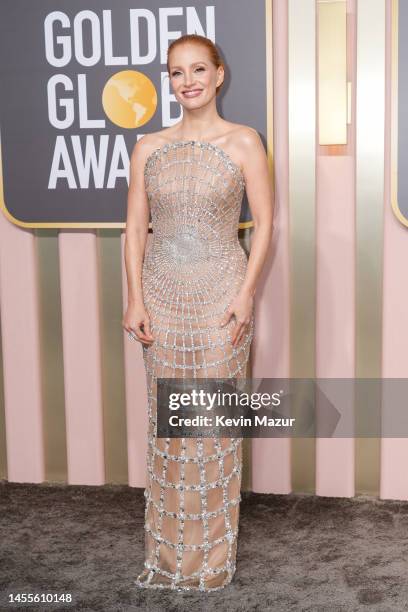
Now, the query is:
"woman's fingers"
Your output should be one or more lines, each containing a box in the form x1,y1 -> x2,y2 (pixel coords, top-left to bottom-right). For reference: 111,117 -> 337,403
230,317 -> 251,346
219,306 -> 234,328
142,318 -> 154,340
234,326 -> 246,346
129,330 -> 153,345
127,321 -> 154,345
231,320 -> 244,346
137,323 -> 155,344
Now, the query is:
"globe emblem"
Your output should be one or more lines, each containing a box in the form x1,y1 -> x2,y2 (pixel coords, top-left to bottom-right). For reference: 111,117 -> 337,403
102,70 -> 157,129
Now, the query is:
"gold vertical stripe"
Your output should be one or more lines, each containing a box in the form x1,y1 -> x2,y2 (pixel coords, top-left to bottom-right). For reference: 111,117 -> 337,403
241,0 -> 274,492
266,0 -> 274,182
288,0 -> 316,493
98,230 -> 128,484
355,0 -> 385,495
318,0 -> 347,145
239,0 -> 274,491
36,229 -> 67,482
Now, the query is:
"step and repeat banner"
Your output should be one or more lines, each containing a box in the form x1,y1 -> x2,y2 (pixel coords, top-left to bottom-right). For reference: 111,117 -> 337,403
0,1 -> 270,228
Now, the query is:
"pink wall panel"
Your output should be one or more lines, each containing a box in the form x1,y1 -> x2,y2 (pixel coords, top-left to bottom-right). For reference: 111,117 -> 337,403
0,212 -> 44,482
58,231 -> 105,485
316,156 -> 355,498
251,0 -> 291,494
380,0 -> 408,501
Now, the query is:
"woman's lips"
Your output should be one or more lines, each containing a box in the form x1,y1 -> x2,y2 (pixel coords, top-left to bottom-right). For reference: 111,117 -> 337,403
182,89 -> 203,98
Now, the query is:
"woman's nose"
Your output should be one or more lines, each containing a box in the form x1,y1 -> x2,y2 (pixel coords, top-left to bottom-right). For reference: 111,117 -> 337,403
183,73 -> 195,87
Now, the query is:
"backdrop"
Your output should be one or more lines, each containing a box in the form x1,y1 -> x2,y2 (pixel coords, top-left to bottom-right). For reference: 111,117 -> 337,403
0,0 -> 407,502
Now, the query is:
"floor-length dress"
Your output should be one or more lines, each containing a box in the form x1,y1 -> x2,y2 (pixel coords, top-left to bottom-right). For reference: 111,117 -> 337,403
135,139 -> 254,592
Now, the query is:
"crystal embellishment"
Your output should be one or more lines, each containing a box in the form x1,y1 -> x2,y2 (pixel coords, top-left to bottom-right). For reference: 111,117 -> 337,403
134,140 -> 254,592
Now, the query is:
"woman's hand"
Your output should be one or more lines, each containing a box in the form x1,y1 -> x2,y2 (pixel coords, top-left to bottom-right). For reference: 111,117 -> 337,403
122,300 -> 155,346
219,289 -> 253,347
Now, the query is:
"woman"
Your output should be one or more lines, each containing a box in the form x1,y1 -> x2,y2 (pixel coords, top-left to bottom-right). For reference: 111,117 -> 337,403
123,34 -> 273,591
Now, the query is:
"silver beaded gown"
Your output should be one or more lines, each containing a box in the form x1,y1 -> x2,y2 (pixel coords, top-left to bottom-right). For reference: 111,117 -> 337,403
135,139 -> 254,592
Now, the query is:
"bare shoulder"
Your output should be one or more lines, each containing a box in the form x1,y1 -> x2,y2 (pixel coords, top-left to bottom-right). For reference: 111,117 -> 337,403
230,124 -> 264,152
131,129 -> 175,165
225,124 -> 265,171
132,132 -> 163,162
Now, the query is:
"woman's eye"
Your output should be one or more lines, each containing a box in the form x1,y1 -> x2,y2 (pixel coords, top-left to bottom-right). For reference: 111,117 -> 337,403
171,67 -> 205,77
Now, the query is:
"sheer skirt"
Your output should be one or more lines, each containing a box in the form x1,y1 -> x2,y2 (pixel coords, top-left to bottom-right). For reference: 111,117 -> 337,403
135,306 -> 253,592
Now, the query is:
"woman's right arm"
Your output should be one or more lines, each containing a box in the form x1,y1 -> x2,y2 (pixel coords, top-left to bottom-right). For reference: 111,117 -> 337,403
122,138 -> 155,346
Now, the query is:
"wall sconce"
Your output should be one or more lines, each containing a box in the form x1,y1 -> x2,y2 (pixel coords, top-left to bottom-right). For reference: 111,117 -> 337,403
318,0 -> 349,145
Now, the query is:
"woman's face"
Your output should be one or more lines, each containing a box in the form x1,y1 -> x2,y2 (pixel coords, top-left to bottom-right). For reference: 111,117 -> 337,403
168,43 -> 223,108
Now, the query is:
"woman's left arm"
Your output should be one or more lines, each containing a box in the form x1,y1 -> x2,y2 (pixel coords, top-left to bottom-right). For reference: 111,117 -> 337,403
220,128 -> 275,346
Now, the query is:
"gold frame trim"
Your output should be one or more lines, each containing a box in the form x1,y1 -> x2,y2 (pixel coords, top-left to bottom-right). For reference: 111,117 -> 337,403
0,2 -> 273,230
390,0 -> 406,227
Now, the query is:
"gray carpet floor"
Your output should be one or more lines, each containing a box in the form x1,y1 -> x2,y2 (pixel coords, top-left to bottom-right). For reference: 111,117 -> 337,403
1,480 -> 408,611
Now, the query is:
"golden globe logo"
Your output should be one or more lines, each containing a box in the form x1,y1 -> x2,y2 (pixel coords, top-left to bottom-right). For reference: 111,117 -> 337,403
42,8 -> 204,189
102,71 -> 157,129
0,2 -> 260,226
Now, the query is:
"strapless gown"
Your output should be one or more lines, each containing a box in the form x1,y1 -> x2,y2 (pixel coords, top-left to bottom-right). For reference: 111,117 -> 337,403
135,139 -> 254,592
